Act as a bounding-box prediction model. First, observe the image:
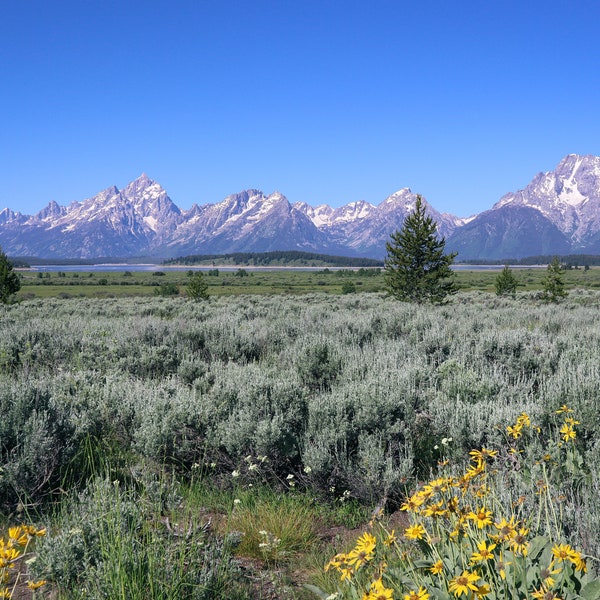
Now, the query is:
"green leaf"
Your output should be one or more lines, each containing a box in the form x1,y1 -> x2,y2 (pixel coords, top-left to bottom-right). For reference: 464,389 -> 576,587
302,584 -> 332,599
580,579 -> 600,600
429,588 -> 452,600
413,559 -> 432,569
528,535 -> 551,560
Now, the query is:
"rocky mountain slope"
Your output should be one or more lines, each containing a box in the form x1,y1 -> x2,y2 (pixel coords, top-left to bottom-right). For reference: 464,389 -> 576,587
2,155 -> 600,260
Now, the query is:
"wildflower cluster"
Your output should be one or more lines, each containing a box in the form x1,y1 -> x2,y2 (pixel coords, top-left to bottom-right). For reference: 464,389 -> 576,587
258,530 -> 284,562
318,408 -> 600,600
0,525 -> 47,598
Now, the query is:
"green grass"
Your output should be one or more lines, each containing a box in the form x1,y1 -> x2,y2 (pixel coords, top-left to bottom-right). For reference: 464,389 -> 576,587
16,266 -> 600,299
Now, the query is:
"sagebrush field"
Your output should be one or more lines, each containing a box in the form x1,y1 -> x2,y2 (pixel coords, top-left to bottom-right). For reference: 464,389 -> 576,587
1,287 -> 600,598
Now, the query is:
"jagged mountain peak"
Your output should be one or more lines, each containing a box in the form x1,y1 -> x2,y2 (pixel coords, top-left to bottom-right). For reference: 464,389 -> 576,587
4,155 -> 600,260
492,154 -> 600,240
37,200 -> 65,221
382,187 -> 415,204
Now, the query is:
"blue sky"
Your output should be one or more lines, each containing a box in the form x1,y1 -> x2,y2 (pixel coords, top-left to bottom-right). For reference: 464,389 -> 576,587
2,0 -> 599,217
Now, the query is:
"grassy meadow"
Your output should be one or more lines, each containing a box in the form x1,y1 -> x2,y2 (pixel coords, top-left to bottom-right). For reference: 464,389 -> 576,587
2,273 -> 600,598
14,265 -> 600,300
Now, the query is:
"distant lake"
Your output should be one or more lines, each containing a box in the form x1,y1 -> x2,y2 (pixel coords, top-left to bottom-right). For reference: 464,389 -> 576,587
25,264 -> 546,272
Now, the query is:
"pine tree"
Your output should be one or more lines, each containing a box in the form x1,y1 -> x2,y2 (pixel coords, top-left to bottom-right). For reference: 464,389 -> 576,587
541,257 -> 567,303
0,247 -> 21,304
384,195 -> 457,304
495,265 -> 518,298
186,271 -> 209,301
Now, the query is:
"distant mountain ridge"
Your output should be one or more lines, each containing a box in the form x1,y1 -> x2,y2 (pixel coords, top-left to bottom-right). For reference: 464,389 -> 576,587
2,154 -> 600,260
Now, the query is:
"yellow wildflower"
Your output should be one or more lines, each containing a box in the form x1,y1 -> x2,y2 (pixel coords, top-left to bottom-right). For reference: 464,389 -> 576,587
509,526 -> 529,556
467,506 -> 493,529
540,563 -> 562,587
345,532 -> 376,570
531,584 -> 562,599
404,524 -> 426,540
27,580 -> 47,590
355,532 -> 377,554
470,540 -> 496,563
559,423 -> 576,442
506,424 -> 522,439
365,577 -> 394,600
552,543 -> 575,562
469,448 -> 497,462
7,526 -> 28,546
493,516 -> 517,542
346,547 -> 375,570
422,501 -> 447,518
400,494 -> 425,513
555,404 -> 573,414
430,559 -> 444,575
383,529 -> 397,547
474,583 -> 491,597
569,550 -> 587,573
403,586 -> 429,600
448,570 -> 480,597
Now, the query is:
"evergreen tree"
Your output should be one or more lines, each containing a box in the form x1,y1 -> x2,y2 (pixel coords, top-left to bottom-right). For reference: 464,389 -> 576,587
384,195 -> 457,304
541,257 -> 567,303
0,247 -> 21,304
495,265 -> 518,298
186,271 -> 209,301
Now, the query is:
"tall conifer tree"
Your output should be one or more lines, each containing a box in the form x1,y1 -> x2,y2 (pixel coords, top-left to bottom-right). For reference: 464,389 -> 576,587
384,195 -> 457,304
0,246 -> 20,304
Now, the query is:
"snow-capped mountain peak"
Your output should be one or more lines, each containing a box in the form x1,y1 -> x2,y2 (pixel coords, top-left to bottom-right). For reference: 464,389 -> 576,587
4,154 -> 600,261
493,153 -> 600,238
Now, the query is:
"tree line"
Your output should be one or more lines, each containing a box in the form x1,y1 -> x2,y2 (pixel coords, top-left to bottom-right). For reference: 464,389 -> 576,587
163,251 -> 383,267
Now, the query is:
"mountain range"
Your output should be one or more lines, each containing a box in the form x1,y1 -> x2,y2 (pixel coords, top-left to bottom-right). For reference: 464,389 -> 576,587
1,154 -> 600,260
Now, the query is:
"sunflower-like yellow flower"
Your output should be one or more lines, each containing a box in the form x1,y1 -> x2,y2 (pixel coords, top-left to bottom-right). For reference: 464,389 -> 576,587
430,559 -> 444,575
559,423 -> 576,442
555,404 -> 573,414
448,570 -> 480,597
506,424 -> 522,439
383,529 -> 397,547
403,586 -> 429,600
347,533 -> 376,570
540,562 -> 562,587
423,477 -> 452,495
7,526 -> 29,546
363,577 -> 394,600
355,532 -> 377,553
552,543 -> 576,562
470,540 -> 496,563
493,516 -> 517,542
509,526 -> 529,556
531,584 -> 561,599
569,550 -> 587,573
467,506 -> 493,529
469,448 -> 497,463
422,501 -> 447,518
400,494 -> 426,513
404,524 -> 426,540
27,580 -> 47,590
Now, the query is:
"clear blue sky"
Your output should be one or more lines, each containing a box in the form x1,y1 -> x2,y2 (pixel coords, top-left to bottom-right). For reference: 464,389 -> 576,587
2,0 -> 599,217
